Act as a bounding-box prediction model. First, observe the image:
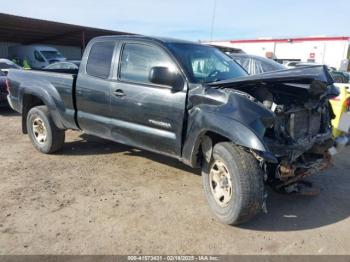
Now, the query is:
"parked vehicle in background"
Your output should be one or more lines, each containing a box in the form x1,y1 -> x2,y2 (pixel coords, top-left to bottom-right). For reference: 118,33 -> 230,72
230,54 -> 286,75
8,45 -> 66,69
0,58 -> 22,74
0,70 -> 8,106
284,61 -> 301,68
210,44 -> 245,54
330,84 -> 350,138
0,59 -> 21,107
44,61 -> 80,70
6,35 -> 342,225
326,68 -> 349,84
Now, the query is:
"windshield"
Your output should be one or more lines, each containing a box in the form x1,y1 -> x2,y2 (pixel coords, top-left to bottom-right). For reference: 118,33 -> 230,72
166,43 -> 247,83
40,50 -> 64,60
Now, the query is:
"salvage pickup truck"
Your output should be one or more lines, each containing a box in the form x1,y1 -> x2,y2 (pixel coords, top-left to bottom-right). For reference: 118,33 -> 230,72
7,35 -> 341,225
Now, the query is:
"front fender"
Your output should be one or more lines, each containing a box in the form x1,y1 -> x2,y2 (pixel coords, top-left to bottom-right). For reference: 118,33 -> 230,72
181,106 -> 268,167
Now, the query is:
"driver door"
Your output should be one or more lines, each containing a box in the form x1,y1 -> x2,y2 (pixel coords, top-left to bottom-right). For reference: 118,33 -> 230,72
109,41 -> 187,157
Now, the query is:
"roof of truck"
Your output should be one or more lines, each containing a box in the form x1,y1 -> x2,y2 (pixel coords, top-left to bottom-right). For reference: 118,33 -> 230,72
92,35 -> 198,45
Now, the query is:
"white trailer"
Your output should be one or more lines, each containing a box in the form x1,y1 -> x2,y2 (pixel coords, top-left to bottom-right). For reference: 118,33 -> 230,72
206,36 -> 350,70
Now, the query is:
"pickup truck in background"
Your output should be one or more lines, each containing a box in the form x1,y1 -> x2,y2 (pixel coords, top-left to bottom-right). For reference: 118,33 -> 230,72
6,35 -> 342,225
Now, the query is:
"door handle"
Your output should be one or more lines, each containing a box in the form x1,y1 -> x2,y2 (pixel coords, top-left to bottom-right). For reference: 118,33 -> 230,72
113,89 -> 125,97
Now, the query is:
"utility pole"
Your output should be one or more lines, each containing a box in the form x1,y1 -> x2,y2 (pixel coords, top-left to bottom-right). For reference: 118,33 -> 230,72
209,0 -> 217,42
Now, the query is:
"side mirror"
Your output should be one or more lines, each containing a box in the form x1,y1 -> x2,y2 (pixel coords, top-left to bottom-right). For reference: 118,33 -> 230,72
149,66 -> 184,91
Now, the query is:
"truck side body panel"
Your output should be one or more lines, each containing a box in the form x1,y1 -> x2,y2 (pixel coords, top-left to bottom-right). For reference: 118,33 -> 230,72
74,40 -> 116,139
7,69 -> 78,130
6,36 -> 337,173
75,38 -> 187,157
75,74 -> 113,139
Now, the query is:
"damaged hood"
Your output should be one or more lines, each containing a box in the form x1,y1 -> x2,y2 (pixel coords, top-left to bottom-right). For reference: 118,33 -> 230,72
208,65 -> 336,96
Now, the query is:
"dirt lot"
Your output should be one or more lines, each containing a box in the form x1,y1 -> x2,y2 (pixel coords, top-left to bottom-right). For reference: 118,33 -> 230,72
0,107 -> 350,255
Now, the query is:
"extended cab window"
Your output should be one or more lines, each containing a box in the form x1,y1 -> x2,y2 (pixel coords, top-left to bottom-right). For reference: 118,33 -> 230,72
86,41 -> 115,79
119,43 -> 175,84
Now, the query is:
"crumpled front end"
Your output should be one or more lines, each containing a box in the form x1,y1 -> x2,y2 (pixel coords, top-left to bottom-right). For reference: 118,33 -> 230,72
210,65 -> 341,194
261,93 -> 334,194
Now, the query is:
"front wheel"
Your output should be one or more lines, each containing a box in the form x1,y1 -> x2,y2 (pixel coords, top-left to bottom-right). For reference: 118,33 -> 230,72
202,142 -> 264,225
27,106 -> 65,154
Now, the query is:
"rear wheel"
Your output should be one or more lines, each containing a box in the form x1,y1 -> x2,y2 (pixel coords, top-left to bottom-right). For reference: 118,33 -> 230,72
27,106 -> 65,153
202,142 -> 264,225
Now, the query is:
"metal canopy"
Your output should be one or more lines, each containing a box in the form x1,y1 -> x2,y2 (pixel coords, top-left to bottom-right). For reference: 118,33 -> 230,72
0,13 -> 133,48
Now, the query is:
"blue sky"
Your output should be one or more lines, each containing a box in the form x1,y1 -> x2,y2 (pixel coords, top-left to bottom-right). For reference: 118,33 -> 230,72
1,0 -> 350,41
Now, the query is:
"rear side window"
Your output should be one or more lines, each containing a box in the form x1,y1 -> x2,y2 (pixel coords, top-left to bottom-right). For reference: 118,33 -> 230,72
119,43 -> 174,84
86,41 -> 115,79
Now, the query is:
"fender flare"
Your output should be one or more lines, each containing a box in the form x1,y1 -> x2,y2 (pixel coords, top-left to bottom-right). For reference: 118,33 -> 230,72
19,80 -> 66,130
181,110 -> 269,168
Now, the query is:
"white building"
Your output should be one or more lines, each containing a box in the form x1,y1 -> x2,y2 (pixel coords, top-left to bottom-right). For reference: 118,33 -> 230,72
206,36 -> 350,70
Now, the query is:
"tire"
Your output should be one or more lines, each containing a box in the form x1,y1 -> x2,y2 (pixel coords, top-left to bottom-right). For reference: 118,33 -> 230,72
202,142 -> 264,225
26,105 -> 65,153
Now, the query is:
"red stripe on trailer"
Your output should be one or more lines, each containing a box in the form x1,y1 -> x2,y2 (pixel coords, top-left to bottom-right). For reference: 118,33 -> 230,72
229,36 -> 350,44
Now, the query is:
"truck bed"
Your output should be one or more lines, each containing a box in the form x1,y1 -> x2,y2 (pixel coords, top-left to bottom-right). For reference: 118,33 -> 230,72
7,69 -> 79,130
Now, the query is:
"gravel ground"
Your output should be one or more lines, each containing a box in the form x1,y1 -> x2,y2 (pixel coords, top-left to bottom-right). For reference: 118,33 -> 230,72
0,107 -> 350,255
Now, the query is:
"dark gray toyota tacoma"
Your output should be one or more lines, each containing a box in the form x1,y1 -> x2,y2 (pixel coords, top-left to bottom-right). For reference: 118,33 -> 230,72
7,35 -> 340,225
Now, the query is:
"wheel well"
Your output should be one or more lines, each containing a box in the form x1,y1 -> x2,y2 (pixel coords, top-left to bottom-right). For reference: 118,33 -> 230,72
195,131 -> 230,167
22,94 -> 45,134
204,131 -> 230,145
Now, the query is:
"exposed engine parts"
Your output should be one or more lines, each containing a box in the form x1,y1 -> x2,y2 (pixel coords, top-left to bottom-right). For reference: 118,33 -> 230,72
273,152 -> 332,195
277,162 -> 296,179
231,80 -> 336,195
